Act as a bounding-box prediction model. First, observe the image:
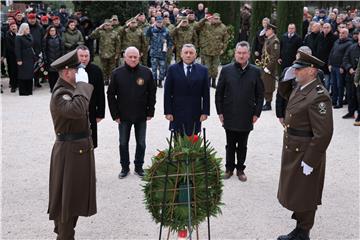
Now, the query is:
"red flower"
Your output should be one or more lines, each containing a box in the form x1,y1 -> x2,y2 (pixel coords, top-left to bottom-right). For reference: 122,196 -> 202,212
188,135 -> 199,144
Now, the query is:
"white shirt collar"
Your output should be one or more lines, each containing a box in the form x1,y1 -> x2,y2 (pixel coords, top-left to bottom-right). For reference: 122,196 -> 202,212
300,79 -> 317,90
183,62 -> 193,74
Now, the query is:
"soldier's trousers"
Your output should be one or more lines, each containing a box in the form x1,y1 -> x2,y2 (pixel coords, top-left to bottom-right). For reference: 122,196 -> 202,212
291,210 -> 316,231
100,57 -> 117,82
54,216 -> 78,240
262,73 -> 276,102
201,54 -> 220,80
150,57 -> 166,81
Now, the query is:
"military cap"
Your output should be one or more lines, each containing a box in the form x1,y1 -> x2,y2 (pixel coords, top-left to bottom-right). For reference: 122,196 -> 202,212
126,18 -> 137,25
51,49 -> 80,71
213,13 -> 221,18
291,50 -> 324,69
27,13 -> 36,19
266,23 -> 277,30
156,16 -> 163,21
111,15 -> 118,20
103,19 -> 111,24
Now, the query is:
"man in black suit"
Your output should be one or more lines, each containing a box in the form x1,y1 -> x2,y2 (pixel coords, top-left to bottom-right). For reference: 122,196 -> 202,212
77,45 -> 105,148
215,41 -> 264,182
164,43 -> 210,136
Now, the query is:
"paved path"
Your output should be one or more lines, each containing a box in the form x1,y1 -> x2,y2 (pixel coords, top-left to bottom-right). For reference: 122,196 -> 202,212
1,79 -> 359,239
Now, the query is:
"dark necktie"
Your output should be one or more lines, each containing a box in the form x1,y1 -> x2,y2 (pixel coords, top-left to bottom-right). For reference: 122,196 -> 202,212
186,65 -> 192,78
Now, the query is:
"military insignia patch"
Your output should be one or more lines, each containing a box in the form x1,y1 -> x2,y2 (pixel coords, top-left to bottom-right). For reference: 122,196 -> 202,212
274,43 -> 278,50
318,102 -> 326,115
136,78 -> 145,86
62,94 -> 72,101
316,85 -> 324,94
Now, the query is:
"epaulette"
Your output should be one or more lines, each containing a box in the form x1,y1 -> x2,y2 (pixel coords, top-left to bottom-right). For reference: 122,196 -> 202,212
316,84 -> 324,94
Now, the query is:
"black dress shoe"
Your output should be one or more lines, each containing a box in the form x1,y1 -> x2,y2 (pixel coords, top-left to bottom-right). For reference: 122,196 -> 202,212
342,113 -> 355,119
277,228 -> 300,240
134,167 -> 145,177
333,104 -> 343,109
118,169 -> 129,179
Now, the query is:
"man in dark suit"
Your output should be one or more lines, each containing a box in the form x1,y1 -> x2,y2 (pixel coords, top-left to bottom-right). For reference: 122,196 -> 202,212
164,43 -> 210,136
215,41 -> 264,182
77,45 -> 105,148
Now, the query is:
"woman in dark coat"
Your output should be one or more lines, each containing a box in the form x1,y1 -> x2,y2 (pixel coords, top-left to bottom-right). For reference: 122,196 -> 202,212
43,25 -> 64,92
15,23 -> 35,96
79,17 -> 95,61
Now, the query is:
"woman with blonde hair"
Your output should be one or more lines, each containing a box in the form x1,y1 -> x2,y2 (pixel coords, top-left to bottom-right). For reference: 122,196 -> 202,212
15,23 -> 35,95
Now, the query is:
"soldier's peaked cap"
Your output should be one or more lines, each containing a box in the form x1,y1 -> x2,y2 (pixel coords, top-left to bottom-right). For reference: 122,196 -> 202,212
213,13 -> 220,17
111,15 -> 118,20
51,49 -> 80,71
266,23 -> 277,30
291,50 -> 324,69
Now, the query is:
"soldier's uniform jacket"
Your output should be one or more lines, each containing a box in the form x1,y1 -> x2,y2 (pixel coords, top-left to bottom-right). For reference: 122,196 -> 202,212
277,79 -> 333,212
194,18 -> 229,56
171,25 -> 198,52
262,34 -> 280,79
146,26 -> 173,60
121,26 -> 147,55
48,79 -> 96,221
90,28 -> 120,59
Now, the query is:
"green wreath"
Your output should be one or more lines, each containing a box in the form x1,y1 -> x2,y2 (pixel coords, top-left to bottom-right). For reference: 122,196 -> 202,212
143,135 -> 223,231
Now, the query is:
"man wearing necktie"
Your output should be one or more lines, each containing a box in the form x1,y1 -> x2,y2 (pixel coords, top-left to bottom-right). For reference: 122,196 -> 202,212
164,43 -> 210,136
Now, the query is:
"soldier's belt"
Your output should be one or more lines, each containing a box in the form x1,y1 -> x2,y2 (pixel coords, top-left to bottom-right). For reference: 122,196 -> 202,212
56,132 -> 90,141
285,127 -> 313,137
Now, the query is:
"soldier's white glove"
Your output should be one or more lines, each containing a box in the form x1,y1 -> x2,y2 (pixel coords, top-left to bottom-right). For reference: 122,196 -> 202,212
75,68 -> 89,84
301,161 -> 313,176
283,67 -> 295,81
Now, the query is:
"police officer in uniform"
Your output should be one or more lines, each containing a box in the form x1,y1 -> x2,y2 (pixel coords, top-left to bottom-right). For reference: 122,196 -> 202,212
259,23 -> 280,111
277,51 -> 333,240
48,49 -> 97,239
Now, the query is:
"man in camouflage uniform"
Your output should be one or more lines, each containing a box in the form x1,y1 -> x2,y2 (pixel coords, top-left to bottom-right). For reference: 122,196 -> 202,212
90,19 -> 120,85
111,15 -> 123,34
121,18 -> 147,65
195,13 -> 229,88
163,15 -> 175,66
171,17 -> 198,62
260,23 -> 280,111
187,10 -> 197,28
136,13 -> 150,66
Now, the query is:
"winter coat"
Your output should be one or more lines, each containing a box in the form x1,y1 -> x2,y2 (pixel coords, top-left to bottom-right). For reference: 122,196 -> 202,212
15,34 -> 35,80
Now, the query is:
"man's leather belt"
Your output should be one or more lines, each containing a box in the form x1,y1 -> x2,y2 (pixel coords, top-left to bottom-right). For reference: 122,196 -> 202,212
56,132 -> 89,141
287,127 -> 314,137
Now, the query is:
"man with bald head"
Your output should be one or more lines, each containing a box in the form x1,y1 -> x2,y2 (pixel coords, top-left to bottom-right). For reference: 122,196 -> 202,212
107,47 -> 156,179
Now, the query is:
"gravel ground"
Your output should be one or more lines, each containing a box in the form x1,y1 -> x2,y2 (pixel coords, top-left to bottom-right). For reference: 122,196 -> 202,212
0,78 -> 359,240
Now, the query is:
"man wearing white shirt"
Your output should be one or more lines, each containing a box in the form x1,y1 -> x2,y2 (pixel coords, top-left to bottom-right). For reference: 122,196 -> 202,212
277,50 -> 333,240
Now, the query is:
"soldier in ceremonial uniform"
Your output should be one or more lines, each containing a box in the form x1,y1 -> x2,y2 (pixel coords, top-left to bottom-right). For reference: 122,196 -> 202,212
48,49 -> 96,239
277,51 -> 333,240
260,23 -> 280,111
195,13 -> 229,88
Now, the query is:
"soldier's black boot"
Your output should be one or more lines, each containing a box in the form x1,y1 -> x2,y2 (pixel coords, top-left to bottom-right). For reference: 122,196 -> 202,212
211,78 -> 217,88
134,166 -> 145,177
262,101 -> 272,111
277,227 -> 300,240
